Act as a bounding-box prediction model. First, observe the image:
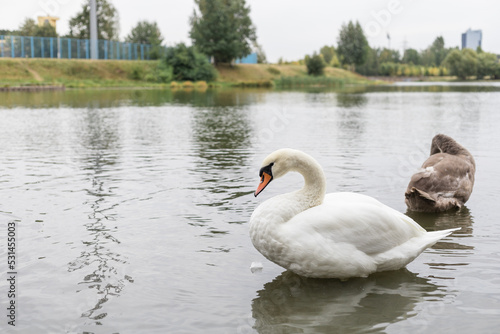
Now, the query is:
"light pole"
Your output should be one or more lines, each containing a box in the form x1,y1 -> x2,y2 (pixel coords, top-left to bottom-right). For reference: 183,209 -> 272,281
90,0 -> 98,59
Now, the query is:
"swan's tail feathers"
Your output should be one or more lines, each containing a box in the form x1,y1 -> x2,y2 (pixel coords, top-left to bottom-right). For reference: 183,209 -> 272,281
426,227 -> 461,244
405,187 -> 440,212
406,187 -> 435,202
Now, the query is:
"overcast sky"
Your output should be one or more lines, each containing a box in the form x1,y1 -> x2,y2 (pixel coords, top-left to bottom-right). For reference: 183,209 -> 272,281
2,0 -> 499,62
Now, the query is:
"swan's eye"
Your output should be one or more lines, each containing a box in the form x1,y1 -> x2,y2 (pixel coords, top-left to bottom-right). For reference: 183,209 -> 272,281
259,163 -> 274,177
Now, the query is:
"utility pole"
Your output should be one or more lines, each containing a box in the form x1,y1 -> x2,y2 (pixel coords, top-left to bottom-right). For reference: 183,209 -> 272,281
90,0 -> 98,59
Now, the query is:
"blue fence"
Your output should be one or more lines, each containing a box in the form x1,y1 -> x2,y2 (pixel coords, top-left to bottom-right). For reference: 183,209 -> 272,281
0,35 -> 166,60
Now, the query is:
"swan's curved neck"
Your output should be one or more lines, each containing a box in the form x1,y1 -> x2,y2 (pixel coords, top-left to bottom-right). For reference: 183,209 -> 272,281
290,152 -> 326,207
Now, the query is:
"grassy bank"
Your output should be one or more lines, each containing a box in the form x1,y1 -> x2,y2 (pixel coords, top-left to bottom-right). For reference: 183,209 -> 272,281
0,58 -> 165,88
0,58 -> 372,89
216,63 -> 370,87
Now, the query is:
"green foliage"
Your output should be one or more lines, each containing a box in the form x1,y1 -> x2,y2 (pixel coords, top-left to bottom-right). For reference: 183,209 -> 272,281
68,0 -> 119,40
379,48 -> 400,63
18,18 -> 38,36
129,66 -> 144,80
154,61 -> 173,83
355,47 -> 379,76
420,36 -> 451,67
231,80 -> 273,88
126,20 -> 164,59
319,46 -> 333,65
402,48 -> 421,65
0,29 -> 17,35
267,67 -> 281,75
444,49 -> 478,79
140,61 -> 173,83
305,53 -> 326,76
190,0 -> 257,64
429,36 -> 447,66
165,43 -> 217,82
477,52 -> 498,79
319,46 -> 340,67
254,43 -> 267,64
18,18 -> 58,37
126,21 -> 163,45
337,21 -> 369,69
276,76 -> 348,88
274,76 -> 345,88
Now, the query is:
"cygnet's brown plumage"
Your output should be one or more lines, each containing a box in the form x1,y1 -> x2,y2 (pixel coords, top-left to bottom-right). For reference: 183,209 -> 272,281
405,134 -> 475,212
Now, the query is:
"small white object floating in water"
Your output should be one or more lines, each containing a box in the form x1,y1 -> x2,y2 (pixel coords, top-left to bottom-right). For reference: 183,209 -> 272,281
250,262 -> 263,273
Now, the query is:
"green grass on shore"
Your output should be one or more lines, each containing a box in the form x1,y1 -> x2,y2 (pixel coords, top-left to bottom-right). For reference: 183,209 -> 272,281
0,58 -> 373,89
0,58 -> 165,88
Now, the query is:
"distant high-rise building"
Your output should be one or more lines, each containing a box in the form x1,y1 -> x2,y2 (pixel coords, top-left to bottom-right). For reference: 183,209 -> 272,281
461,28 -> 482,50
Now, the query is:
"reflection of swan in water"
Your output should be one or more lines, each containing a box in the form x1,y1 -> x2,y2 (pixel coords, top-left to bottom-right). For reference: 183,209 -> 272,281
406,207 -> 475,251
252,270 -> 443,333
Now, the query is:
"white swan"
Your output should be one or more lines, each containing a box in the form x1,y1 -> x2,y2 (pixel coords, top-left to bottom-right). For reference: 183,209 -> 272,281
249,149 -> 459,279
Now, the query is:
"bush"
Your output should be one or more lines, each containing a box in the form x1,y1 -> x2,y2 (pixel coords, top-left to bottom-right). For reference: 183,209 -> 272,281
165,43 -> 217,82
444,49 -> 478,79
477,52 -> 498,79
129,66 -> 144,80
305,52 -> 326,76
153,61 -> 173,83
267,67 -> 281,75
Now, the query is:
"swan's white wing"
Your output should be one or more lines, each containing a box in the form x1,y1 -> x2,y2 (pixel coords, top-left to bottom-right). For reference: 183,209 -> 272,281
284,193 -> 425,256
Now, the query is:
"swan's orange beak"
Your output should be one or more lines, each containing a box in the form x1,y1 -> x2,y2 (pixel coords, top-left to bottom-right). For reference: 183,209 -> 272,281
255,172 -> 272,197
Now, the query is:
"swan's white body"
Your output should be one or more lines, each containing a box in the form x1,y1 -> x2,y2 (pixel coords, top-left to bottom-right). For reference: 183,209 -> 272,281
250,149 -> 458,279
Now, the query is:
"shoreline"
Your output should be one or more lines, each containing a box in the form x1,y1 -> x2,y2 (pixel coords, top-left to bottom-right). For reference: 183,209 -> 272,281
1,58 -> 498,90
0,85 -> 65,92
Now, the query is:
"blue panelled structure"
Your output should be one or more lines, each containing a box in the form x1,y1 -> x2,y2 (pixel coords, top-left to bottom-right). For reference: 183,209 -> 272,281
234,52 -> 258,64
0,35 -> 166,60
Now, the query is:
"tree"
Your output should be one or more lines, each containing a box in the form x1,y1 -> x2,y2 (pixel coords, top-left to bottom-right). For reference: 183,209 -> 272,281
18,17 -> 57,37
18,18 -> 38,36
356,47 -> 380,76
36,23 -> 58,37
165,43 -> 217,82
429,36 -> 447,66
378,48 -> 400,63
320,45 -> 340,67
190,0 -> 257,64
402,48 -> 421,65
337,21 -> 369,71
320,46 -> 334,65
126,21 -> 164,59
68,0 -> 119,40
420,36 -> 450,67
477,52 -> 498,79
305,52 -> 326,76
126,21 -> 163,45
444,49 -> 478,80
254,43 -> 267,64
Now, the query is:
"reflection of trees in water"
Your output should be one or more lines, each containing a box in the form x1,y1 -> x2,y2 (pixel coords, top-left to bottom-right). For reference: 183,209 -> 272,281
334,93 -> 367,141
252,269 -> 443,333
67,109 -> 132,324
336,93 -> 368,109
178,99 -> 255,233
172,88 -> 264,108
406,207 -> 475,251
191,106 -> 252,167
324,93 -> 367,192
0,88 -> 266,109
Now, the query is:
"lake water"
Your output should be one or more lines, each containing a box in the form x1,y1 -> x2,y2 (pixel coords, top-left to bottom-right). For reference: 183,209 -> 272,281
0,83 -> 499,333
